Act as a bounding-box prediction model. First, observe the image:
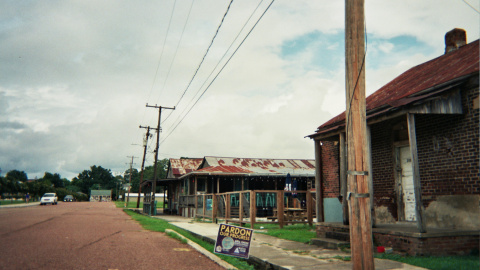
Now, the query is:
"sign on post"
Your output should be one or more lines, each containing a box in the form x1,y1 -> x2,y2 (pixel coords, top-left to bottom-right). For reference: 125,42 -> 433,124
214,224 -> 253,259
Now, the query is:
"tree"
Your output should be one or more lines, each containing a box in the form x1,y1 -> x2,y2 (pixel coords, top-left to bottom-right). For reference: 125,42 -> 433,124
124,168 -> 140,193
0,176 -> 6,197
72,165 -> 116,194
6,170 -> 28,182
42,172 -> 63,188
142,159 -> 169,193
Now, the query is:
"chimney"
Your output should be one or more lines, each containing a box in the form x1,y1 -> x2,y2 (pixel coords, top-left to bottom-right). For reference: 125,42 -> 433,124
445,28 -> 467,54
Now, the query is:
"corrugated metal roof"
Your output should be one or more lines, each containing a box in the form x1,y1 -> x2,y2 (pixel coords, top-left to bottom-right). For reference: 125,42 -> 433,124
185,156 -> 315,177
310,39 -> 479,137
168,158 -> 203,178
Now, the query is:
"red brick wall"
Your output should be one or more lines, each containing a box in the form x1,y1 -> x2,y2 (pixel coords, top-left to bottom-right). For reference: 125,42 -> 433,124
317,224 -> 479,256
321,141 -> 340,198
373,232 -> 479,256
415,85 -> 479,206
370,119 -> 397,219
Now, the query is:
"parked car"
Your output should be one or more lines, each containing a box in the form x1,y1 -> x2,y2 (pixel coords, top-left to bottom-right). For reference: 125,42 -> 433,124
40,193 -> 58,205
64,195 -> 74,202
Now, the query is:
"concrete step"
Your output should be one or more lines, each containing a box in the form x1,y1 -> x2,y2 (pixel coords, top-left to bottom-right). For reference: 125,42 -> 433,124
311,237 -> 350,250
325,231 -> 350,242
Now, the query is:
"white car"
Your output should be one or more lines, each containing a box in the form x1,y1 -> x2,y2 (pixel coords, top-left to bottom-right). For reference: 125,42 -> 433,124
40,193 -> 58,205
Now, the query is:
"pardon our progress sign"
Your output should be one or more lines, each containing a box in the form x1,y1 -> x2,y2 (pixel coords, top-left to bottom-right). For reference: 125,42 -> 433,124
214,224 -> 253,259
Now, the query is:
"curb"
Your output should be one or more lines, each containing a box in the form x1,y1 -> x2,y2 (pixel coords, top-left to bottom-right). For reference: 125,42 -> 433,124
165,229 -> 237,270
167,223 -> 287,270
0,202 -> 41,208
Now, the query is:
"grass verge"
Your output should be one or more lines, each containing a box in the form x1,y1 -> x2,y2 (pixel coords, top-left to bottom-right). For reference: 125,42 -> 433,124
375,253 -> 479,270
122,209 -> 254,270
114,200 -> 165,209
0,200 -> 28,205
249,223 -> 317,244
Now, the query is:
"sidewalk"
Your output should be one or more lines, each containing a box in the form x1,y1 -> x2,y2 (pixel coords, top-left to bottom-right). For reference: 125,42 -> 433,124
0,201 -> 40,208
154,214 -> 426,270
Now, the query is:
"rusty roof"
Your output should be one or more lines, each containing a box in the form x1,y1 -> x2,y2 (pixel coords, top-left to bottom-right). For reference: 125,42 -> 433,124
167,158 -> 203,178
309,39 -> 479,138
178,156 -> 316,178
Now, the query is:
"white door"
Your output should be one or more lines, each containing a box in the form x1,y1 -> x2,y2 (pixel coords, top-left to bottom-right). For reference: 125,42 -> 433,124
400,146 -> 416,221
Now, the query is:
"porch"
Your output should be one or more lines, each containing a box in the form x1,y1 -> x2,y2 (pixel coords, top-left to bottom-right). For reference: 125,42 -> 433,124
178,190 -> 316,228
315,222 -> 479,256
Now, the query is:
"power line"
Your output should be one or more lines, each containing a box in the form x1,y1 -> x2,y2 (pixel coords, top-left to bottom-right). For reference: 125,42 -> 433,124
161,0 -> 275,145
162,0 -> 235,123
132,0 -> 177,148
155,0 -> 196,105
147,0 -> 178,102
462,0 -> 480,14
168,0 -> 266,128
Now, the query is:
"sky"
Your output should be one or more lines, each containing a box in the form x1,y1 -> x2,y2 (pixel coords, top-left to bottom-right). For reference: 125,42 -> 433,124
0,0 -> 478,180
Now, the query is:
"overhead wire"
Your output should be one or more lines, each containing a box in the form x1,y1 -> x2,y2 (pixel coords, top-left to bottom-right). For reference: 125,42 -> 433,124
167,0 -> 266,128
155,0 -> 195,105
162,0 -> 235,123
462,0 -> 480,14
131,0 -> 177,147
146,0 -> 177,103
160,0 -> 275,145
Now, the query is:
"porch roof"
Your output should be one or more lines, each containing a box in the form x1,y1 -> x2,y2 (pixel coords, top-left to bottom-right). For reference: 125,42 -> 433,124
308,39 -> 479,139
167,158 -> 203,178
178,156 -> 316,179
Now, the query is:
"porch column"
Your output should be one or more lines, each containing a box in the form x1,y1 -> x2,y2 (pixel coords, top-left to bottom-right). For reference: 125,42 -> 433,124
212,193 -> 217,222
314,139 -> 324,222
250,190 -> 256,229
367,126 -> 375,227
339,132 -> 349,225
407,113 -> 427,233
194,176 -> 198,218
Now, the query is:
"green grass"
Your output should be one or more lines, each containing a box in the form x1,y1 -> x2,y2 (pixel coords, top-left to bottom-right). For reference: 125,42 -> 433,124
375,253 -> 479,270
114,200 -> 165,209
252,223 -> 317,244
123,209 -> 254,270
0,200 -> 28,205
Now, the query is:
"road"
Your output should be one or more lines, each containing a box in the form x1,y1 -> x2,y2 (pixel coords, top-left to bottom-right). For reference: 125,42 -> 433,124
0,202 -> 224,270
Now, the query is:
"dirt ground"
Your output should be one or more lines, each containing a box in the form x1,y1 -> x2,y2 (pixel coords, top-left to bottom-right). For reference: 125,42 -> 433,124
0,202 -> 224,270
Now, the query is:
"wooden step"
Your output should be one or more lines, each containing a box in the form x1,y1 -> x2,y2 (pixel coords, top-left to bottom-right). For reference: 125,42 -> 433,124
311,237 -> 350,249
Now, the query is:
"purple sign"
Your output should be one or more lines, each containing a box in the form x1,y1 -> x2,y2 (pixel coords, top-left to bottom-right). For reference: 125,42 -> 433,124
214,224 -> 253,259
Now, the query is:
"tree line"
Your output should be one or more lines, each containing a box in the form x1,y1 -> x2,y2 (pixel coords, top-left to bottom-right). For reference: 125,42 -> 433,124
0,159 -> 169,202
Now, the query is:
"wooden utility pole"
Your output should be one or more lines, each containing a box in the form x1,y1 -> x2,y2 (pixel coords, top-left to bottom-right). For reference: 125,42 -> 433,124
125,156 -> 136,208
345,0 -> 374,269
137,126 -> 152,208
146,104 -> 175,215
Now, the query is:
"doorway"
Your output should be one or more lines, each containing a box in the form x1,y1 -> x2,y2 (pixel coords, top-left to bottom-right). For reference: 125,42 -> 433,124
398,145 -> 416,221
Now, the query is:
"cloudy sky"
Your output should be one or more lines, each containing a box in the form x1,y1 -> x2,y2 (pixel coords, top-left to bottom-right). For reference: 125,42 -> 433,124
1,0 -> 478,180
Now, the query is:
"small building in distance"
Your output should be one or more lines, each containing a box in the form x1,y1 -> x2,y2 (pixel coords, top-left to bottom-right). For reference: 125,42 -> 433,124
90,190 -> 112,202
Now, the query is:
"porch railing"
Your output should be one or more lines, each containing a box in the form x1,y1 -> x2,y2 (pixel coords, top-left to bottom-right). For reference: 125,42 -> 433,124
182,190 -> 314,228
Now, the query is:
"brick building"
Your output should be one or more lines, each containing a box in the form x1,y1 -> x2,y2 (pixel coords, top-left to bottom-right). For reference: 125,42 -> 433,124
308,29 -> 479,255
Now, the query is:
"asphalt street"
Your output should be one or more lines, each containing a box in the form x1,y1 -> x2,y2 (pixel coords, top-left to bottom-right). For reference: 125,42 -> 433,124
0,202 -> 224,270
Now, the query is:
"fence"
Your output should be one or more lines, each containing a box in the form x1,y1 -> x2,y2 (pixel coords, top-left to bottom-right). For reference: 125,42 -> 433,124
183,190 -> 314,228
